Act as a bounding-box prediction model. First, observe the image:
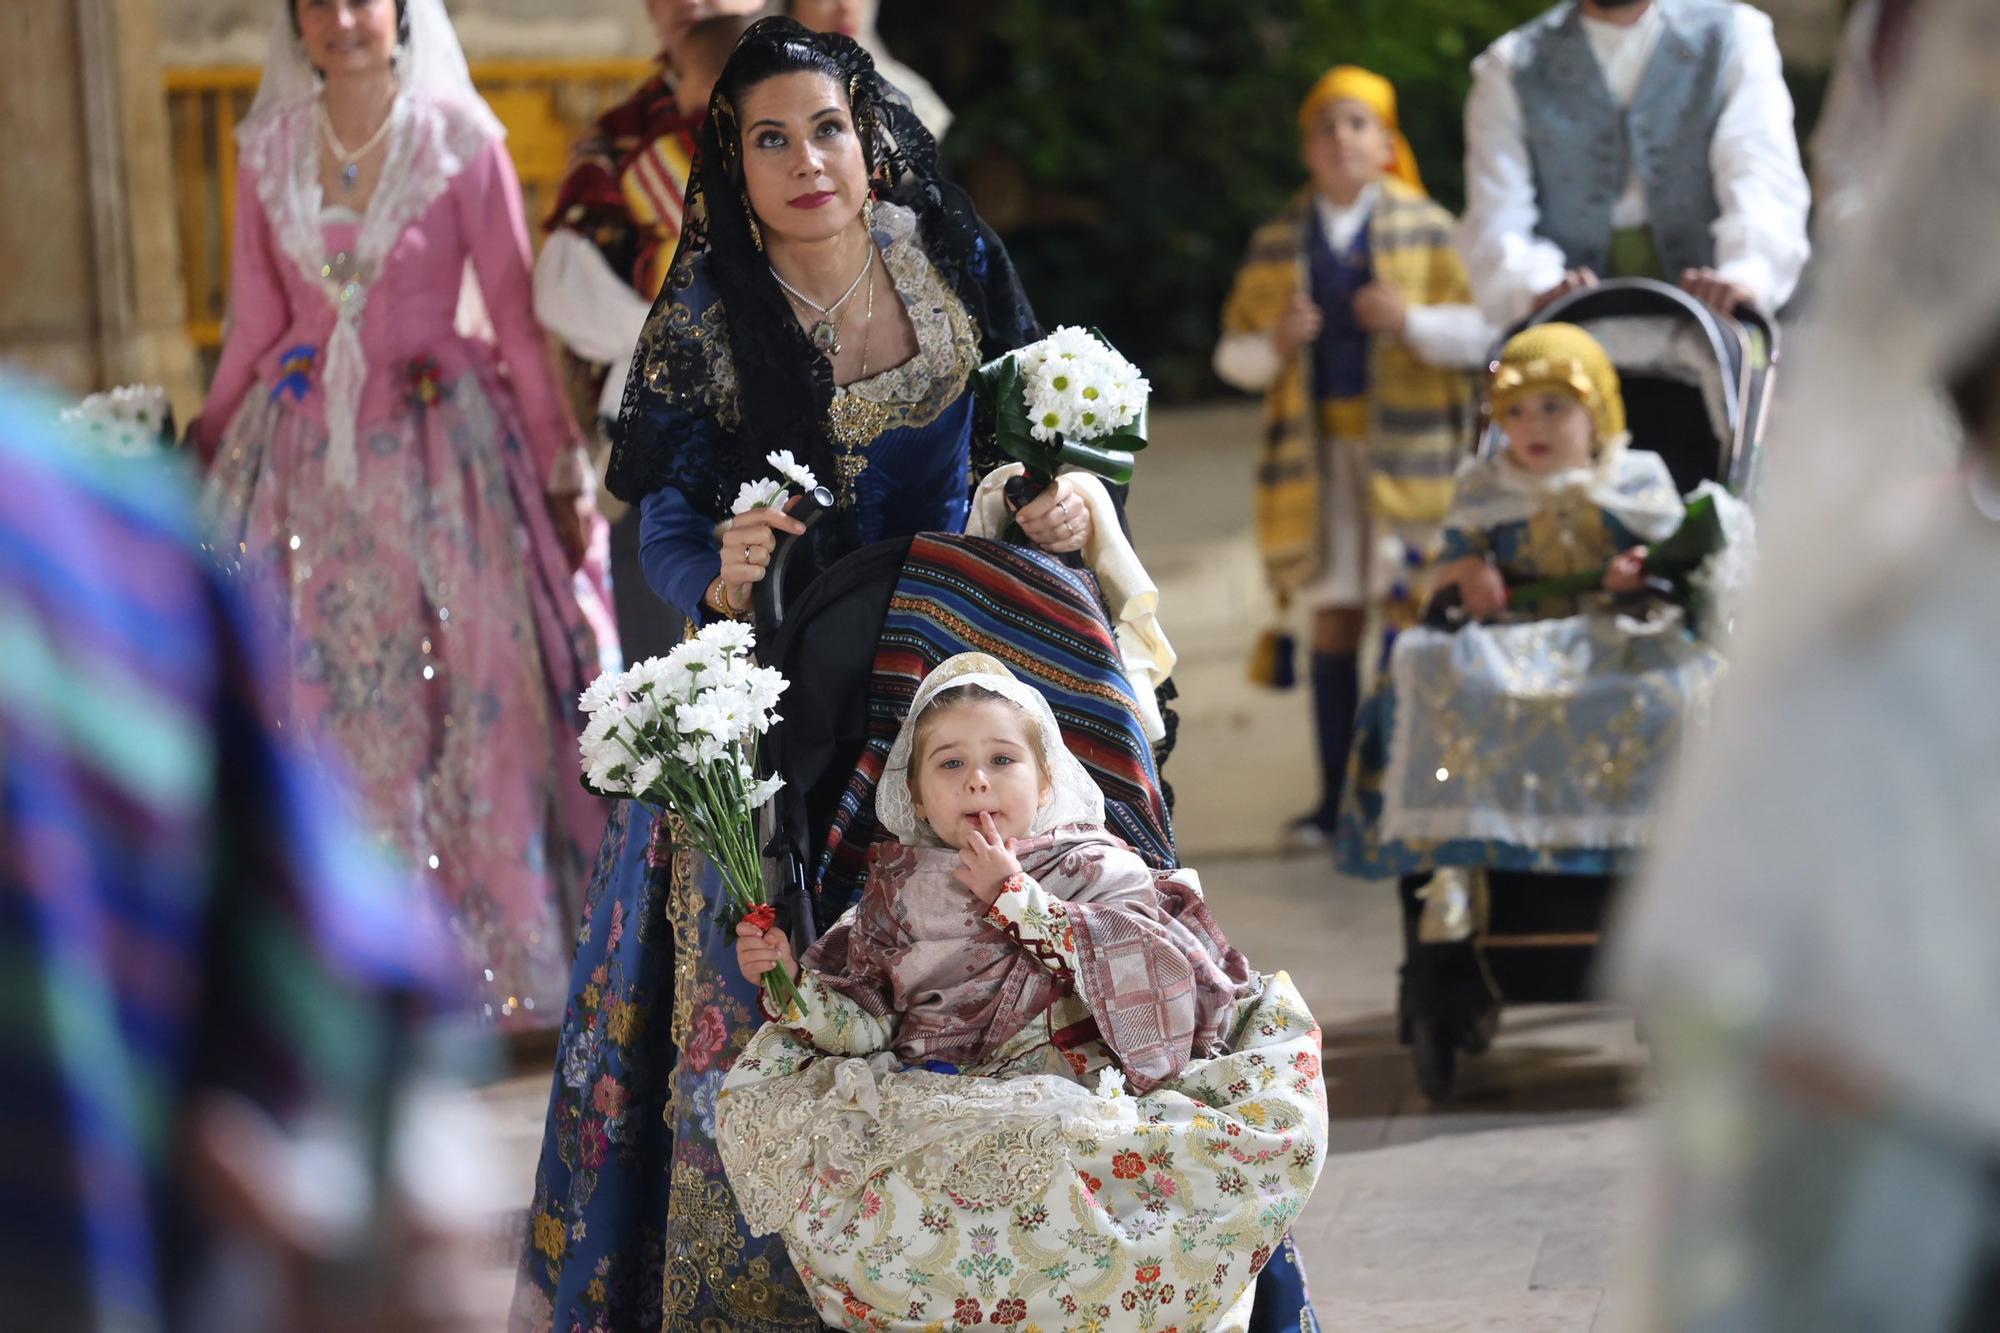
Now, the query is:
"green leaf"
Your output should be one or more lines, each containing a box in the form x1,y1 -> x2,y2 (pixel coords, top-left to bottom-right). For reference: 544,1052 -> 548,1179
1641,493 -> 1725,579
1053,440 -> 1137,483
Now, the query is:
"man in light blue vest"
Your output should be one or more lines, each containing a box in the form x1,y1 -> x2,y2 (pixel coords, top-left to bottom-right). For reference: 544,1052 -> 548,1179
1460,0 -> 1811,325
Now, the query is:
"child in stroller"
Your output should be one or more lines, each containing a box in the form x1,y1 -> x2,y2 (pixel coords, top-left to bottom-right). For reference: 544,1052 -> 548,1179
721,652 -> 1327,1333
1336,320 -> 1754,1097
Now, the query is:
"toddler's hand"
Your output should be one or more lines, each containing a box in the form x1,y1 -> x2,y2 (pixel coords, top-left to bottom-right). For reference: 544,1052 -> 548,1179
735,920 -> 796,990
952,812 -> 1022,907
1604,546 -> 1649,593
1448,557 -> 1508,620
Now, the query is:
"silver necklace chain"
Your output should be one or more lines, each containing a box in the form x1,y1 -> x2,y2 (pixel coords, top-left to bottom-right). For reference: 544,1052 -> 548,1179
769,243 -> 873,320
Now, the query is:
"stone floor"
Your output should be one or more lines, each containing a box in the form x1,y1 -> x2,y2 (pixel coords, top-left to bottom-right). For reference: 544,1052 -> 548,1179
477,403 -> 1656,1330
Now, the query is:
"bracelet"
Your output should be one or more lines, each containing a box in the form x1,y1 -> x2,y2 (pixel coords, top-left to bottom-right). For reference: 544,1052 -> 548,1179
705,575 -> 746,621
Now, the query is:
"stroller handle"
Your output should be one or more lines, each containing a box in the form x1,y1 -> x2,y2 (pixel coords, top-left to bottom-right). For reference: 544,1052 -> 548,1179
755,485 -> 836,632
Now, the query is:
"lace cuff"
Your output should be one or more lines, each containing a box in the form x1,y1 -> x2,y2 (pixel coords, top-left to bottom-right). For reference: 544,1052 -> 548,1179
985,873 -> 1080,978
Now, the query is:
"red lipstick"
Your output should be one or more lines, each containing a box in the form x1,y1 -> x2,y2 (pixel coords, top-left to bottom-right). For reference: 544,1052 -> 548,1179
787,190 -> 837,210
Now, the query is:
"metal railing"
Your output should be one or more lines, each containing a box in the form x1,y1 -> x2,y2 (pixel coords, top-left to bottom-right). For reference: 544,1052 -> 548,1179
165,58 -> 654,350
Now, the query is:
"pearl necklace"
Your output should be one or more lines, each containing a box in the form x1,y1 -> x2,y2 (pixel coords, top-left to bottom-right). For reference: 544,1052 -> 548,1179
316,95 -> 397,193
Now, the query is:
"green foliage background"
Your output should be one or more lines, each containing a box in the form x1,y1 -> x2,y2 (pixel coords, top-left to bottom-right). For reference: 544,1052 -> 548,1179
885,2 -> 1828,401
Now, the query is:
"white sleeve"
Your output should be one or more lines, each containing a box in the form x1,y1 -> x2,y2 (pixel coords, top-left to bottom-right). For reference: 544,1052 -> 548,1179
1402,303 -> 1499,370
1212,330 -> 1285,393
532,230 -> 654,372
1459,37 -> 1570,329
1707,7 -> 1813,311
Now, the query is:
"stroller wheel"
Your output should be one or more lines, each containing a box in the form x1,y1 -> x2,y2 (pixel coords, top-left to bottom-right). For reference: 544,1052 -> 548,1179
1409,1017 -> 1458,1103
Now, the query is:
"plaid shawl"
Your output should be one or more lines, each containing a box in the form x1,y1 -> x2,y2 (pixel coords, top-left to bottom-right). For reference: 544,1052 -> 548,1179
817,535 -> 1175,909
1221,180 -> 1478,600
806,828 -> 1253,1092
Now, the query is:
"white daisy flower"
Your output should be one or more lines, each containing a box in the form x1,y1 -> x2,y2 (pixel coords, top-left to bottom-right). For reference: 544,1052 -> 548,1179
731,478 -> 786,514
765,449 -> 818,493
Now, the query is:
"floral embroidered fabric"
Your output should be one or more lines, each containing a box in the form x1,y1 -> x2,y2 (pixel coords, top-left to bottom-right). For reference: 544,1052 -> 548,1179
715,825 -> 1326,1332
718,970 -> 1326,1333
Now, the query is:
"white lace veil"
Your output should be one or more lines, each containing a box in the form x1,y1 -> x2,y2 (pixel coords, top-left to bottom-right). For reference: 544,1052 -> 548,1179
244,0 -> 494,132
876,654 -> 1106,847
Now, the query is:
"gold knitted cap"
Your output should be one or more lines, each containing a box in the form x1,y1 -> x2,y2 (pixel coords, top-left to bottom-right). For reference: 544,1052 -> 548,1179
1488,323 -> 1625,442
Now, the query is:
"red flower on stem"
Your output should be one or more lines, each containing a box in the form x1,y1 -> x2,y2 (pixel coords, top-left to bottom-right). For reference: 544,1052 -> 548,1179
742,903 -> 778,933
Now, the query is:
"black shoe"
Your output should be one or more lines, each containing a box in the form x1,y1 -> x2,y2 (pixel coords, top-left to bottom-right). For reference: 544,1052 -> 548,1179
1281,809 -> 1337,852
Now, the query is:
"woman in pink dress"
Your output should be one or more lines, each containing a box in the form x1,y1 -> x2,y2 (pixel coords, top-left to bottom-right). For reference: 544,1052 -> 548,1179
191,0 -> 613,1031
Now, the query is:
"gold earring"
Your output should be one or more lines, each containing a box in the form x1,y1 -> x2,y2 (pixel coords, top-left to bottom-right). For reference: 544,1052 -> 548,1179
746,210 -> 763,252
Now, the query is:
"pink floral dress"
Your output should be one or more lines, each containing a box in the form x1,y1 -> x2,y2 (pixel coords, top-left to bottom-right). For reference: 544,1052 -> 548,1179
194,90 -> 614,1029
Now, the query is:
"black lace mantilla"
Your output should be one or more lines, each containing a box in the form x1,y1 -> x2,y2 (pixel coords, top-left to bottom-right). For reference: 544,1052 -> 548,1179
604,18 -> 1040,520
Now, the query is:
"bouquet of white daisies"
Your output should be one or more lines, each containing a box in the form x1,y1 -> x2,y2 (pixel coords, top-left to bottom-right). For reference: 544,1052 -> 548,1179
578,621 -> 804,1012
974,325 -> 1150,490
60,384 -> 176,457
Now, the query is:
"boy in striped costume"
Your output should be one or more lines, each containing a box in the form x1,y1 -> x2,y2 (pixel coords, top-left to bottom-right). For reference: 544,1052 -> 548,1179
1216,66 -> 1492,849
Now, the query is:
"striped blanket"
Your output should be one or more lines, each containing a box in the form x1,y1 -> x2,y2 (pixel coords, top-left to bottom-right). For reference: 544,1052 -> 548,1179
818,534 -> 1176,905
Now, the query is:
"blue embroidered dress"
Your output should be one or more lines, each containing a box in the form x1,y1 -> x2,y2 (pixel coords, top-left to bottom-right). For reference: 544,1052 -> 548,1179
514,204 -> 991,1333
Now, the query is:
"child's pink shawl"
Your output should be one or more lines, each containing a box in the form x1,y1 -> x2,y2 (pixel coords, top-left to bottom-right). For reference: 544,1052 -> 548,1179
801,825 -> 1256,1092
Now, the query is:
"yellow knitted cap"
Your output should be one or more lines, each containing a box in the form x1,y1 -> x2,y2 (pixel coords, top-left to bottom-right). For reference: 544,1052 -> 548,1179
1488,323 -> 1626,442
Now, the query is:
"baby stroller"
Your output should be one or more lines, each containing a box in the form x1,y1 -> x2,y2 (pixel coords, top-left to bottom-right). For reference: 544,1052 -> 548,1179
749,505 -> 1177,927
735,509 -> 1323,1333
1394,278 -> 1777,1102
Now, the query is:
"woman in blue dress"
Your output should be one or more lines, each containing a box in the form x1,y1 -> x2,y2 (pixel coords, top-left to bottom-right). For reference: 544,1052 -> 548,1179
510,20 -> 1103,1331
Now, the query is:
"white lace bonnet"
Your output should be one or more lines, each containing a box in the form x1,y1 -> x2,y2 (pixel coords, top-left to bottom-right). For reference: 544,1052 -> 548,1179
876,653 -> 1105,846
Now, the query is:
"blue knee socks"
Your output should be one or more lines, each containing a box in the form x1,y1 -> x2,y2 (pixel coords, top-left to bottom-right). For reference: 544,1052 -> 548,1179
1310,651 -> 1360,828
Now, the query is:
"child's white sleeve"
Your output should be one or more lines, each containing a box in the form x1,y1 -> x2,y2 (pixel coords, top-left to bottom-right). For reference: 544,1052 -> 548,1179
763,970 -> 896,1056
1213,331 -> 1284,393
985,874 -> 1085,979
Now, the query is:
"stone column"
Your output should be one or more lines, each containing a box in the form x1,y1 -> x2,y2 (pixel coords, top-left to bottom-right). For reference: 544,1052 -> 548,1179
0,0 -> 201,412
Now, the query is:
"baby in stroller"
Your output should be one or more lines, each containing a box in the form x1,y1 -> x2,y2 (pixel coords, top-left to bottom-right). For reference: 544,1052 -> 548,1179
1337,323 -> 1750,924
721,652 -> 1326,1333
